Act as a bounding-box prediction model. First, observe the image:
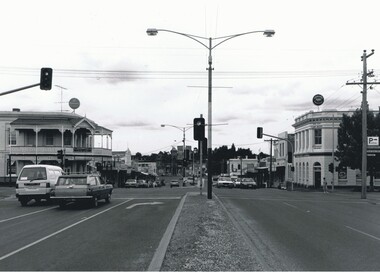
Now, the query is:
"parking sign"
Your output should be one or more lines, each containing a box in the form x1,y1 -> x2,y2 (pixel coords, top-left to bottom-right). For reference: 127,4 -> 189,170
368,137 -> 379,146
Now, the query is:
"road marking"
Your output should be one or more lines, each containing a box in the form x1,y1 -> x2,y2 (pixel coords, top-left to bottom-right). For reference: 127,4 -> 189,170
114,197 -> 181,200
283,202 -> 298,209
0,207 -> 56,223
147,193 -> 187,271
346,226 -> 380,242
126,202 -> 163,210
0,199 -> 132,262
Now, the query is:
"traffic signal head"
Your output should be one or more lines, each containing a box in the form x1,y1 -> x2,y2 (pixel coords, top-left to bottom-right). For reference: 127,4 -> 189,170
193,117 -> 205,141
328,163 -> 334,173
40,68 -> 53,90
57,149 -> 63,160
257,127 -> 263,138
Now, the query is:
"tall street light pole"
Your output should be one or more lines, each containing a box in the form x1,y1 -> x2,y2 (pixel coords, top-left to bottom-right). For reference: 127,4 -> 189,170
161,124 -> 193,178
149,28 -> 275,199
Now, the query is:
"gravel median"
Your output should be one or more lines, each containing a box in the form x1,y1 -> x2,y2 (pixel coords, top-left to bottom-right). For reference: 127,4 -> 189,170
161,192 -> 264,271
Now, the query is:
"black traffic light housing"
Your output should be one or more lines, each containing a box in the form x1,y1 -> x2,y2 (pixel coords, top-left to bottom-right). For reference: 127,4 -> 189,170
193,117 -> 205,141
57,149 -> 63,160
328,163 -> 334,173
257,127 -> 263,138
40,68 -> 53,90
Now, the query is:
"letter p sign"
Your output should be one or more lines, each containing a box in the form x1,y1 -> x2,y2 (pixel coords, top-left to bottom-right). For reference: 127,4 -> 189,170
368,136 -> 379,146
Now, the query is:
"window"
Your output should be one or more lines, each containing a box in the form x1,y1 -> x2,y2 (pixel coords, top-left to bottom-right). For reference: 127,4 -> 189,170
64,131 -> 72,146
314,129 -> 322,145
46,133 -> 54,146
26,132 -> 35,146
9,130 -> 16,145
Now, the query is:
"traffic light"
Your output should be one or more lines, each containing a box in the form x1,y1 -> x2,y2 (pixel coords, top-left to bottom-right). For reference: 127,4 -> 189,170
328,163 -> 334,173
193,117 -> 205,141
257,127 -> 263,138
288,152 -> 293,164
40,68 -> 53,90
57,149 -> 63,160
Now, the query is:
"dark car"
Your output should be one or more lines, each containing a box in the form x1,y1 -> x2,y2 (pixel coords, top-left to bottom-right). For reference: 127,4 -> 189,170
51,174 -> 113,208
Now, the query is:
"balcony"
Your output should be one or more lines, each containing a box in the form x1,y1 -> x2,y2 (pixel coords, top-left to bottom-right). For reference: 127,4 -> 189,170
9,146 -> 112,157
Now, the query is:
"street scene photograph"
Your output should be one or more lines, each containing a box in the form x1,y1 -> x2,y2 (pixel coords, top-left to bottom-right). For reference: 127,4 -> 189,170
1,0 -> 380,271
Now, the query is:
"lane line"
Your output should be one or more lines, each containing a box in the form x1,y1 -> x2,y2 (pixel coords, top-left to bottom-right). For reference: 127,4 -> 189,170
0,199 -> 133,262
114,197 -> 181,200
147,193 -> 187,271
0,207 -> 57,223
346,226 -> 380,242
126,202 -> 164,210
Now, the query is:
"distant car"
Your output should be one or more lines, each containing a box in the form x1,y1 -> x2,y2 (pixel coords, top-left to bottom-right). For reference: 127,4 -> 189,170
125,179 -> 138,188
170,180 -> 180,188
137,179 -> 149,188
216,177 -> 234,188
51,174 -> 113,208
241,178 -> 257,189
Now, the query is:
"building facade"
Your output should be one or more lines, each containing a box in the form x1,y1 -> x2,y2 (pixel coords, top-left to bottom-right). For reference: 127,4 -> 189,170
1,110 -> 112,183
292,109 -> 379,189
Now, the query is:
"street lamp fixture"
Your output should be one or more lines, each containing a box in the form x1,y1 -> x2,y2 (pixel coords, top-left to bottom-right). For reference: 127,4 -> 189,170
149,28 -> 275,199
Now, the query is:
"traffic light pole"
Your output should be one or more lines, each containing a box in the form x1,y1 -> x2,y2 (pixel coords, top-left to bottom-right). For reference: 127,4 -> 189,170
0,83 -> 40,96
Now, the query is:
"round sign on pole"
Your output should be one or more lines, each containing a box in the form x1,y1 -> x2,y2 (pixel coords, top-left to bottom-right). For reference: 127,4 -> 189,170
312,94 -> 324,106
69,98 -> 80,110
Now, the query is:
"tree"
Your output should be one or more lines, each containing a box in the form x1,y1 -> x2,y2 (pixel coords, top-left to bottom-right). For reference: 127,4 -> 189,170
335,109 -> 378,191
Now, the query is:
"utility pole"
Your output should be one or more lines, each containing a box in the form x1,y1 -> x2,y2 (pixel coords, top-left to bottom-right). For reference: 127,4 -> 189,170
346,49 -> 380,199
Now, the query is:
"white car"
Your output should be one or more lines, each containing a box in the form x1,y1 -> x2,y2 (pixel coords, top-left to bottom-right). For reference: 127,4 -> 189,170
216,177 -> 234,188
241,178 -> 257,189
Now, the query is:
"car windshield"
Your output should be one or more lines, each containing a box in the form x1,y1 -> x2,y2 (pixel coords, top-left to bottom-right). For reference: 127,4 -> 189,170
57,177 -> 87,185
18,167 -> 47,181
219,177 -> 232,181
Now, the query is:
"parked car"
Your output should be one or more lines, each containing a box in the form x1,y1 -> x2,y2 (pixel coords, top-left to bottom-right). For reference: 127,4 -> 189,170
16,164 -> 64,206
125,179 -> 138,188
241,178 -> 257,189
216,177 -> 234,188
170,180 -> 180,188
51,174 -> 113,208
137,179 -> 149,188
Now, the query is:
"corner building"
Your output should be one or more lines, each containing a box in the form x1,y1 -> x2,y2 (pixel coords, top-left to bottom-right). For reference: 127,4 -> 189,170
292,109 -> 375,189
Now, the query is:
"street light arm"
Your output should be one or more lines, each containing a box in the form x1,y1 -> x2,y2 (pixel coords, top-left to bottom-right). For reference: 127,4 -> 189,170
211,30 -> 275,50
148,28 -> 210,50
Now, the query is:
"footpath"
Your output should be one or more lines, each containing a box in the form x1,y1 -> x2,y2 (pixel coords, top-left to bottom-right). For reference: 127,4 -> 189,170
160,192 -> 264,271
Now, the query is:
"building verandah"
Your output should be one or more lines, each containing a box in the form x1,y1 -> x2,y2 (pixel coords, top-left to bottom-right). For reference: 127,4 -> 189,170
1,111 -> 112,182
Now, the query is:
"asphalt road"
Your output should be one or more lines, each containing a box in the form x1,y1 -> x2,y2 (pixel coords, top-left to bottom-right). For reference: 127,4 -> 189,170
215,187 -> 380,271
2,184 -> 380,271
0,186 -> 190,271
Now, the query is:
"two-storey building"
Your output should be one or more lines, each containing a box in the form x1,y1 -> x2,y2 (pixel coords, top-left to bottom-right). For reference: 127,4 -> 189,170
291,109 -> 377,189
1,109 -> 112,183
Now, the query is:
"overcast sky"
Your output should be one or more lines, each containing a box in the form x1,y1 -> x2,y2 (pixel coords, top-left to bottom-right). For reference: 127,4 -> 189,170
1,0 -> 380,155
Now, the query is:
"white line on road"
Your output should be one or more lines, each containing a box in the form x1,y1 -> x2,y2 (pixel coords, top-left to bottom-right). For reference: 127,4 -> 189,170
126,202 -> 163,209
0,207 -> 57,223
147,193 -> 187,271
346,226 -> 380,242
0,199 -> 133,262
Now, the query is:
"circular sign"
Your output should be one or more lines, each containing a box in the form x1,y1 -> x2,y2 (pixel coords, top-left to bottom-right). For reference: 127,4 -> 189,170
312,94 -> 324,106
69,98 -> 80,110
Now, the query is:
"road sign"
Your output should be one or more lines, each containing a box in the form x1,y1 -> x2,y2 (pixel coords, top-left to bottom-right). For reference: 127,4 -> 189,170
312,94 -> 324,106
368,136 -> 379,146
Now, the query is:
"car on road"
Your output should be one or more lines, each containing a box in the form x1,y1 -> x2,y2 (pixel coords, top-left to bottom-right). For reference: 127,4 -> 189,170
51,174 -> 113,208
137,179 -> 150,188
241,178 -> 257,189
170,180 -> 180,188
125,179 -> 138,188
15,164 -> 64,206
216,176 -> 234,188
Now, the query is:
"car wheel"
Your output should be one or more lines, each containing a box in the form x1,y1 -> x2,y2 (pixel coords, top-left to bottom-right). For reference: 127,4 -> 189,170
20,198 -> 28,207
105,193 -> 111,203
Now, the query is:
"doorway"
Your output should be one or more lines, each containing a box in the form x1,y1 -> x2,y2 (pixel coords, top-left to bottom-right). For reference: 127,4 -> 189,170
313,162 -> 321,189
